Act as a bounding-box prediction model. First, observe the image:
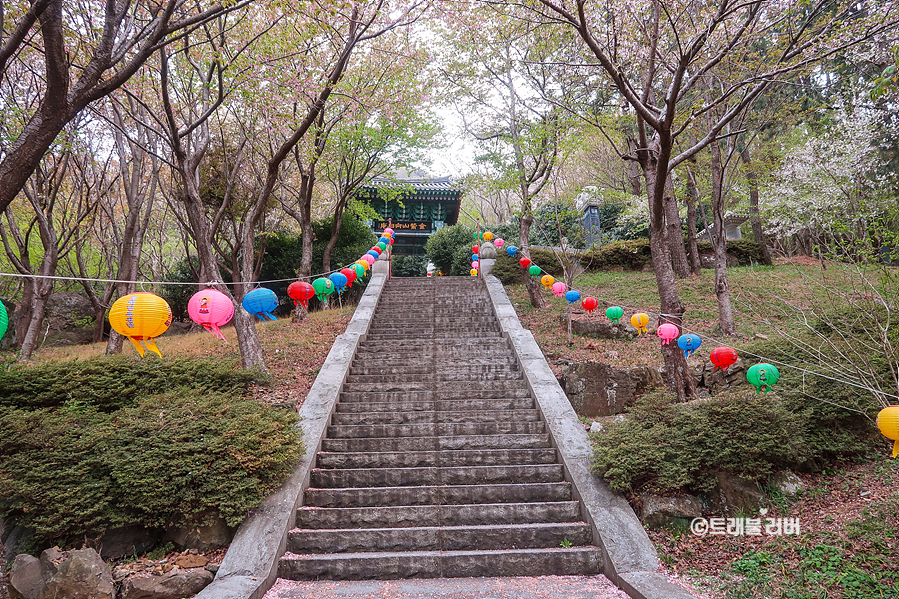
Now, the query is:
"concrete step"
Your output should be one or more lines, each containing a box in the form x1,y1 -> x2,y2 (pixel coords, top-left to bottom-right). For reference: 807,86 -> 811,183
344,371 -> 522,384
341,380 -> 528,394
310,464 -> 564,488
296,501 -> 582,529
304,481 -> 573,508
320,433 -> 551,453
338,389 -> 532,402
287,522 -> 593,554
325,421 -> 545,439
278,546 -> 600,580
315,448 -> 557,469
334,398 -> 535,413
348,361 -> 517,375
330,409 -> 540,426
363,333 -> 504,342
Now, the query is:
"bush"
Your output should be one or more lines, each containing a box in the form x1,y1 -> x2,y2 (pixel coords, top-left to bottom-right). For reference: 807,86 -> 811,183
424,224 -> 475,274
592,389 -> 809,494
490,252 -> 525,285
696,238 -> 763,265
0,388 -> 302,544
393,255 -> 428,277
582,239 -> 653,271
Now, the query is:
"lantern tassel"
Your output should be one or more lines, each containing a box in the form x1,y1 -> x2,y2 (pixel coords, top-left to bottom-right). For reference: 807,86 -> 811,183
128,337 -> 146,357
144,338 -> 163,358
893,440 -> 898,458
264,312 -> 277,321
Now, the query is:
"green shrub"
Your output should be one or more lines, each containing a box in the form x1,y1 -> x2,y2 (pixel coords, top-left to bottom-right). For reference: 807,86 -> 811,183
0,355 -> 267,411
490,252 -> 525,285
392,255 -> 428,277
424,224 -> 475,274
526,248 -> 567,277
592,389 -> 809,494
0,388 -> 302,544
696,238 -> 762,265
582,239 -> 653,271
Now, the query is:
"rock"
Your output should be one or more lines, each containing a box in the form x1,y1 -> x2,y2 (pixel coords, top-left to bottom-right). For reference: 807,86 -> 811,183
699,253 -> 739,269
700,358 -> 748,391
769,471 -> 804,496
707,473 -> 767,515
640,494 -> 703,529
120,567 -> 213,599
560,315 -> 639,340
557,361 -> 663,417
9,554 -> 43,599
205,562 -> 220,574
97,525 -> 160,560
36,292 -> 96,346
589,421 -> 604,434
163,516 -> 233,551
3,525 -> 34,565
172,553 -> 208,569
10,547 -> 116,599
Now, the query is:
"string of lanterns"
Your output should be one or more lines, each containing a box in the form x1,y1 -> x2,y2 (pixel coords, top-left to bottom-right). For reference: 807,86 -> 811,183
106,229 -> 395,357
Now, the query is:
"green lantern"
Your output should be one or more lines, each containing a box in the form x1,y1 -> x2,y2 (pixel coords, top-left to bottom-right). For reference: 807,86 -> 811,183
606,306 -> 624,322
528,265 -> 541,278
351,263 -> 366,279
376,242 -> 387,252
312,277 -> 335,301
747,363 -> 780,394
0,301 -> 7,341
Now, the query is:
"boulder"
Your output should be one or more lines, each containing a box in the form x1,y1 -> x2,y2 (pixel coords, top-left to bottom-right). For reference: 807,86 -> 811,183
97,525 -> 160,560
38,292 -> 96,346
557,361 -> 663,417
560,315 -> 638,340
769,471 -> 804,496
163,516 -> 233,551
698,358 -> 748,391
3,525 -> 34,565
10,547 -> 115,599
699,252 -> 739,269
706,473 -> 767,515
120,568 -> 213,599
640,494 -> 703,529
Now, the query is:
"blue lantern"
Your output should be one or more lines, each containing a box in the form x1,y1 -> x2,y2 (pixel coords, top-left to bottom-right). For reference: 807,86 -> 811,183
242,288 -> 278,321
677,334 -> 702,358
565,290 -> 581,304
379,236 -> 390,244
329,272 -> 348,293
366,250 -> 379,259
506,246 -> 518,257
472,253 -> 479,261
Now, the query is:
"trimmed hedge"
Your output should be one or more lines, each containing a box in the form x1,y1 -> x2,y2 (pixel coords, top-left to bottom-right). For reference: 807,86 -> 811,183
582,239 -> 653,271
696,238 -> 764,265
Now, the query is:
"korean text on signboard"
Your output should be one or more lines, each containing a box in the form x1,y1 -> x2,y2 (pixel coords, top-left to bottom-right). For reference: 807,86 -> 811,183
375,221 -> 431,233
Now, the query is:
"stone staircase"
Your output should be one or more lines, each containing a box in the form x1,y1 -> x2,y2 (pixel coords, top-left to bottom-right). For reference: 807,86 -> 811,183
278,276 -> 601,580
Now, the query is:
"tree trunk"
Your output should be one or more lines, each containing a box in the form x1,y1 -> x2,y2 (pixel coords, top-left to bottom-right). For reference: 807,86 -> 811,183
625,139 -> 643,196
684,171 -> 702,275
740,146 -> 773,265
708,132 -> 736,335
18,282 -> 52,360
322,200 -> 347,274
519,213 -> 548,309
664,174 -> 690,278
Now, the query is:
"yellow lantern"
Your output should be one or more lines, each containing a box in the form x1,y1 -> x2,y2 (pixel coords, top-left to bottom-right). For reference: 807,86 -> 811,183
470,268 -> 478,276
877,406 -> 899,457
109,292 -> 172,357
631,312 -> 649,334
356,259 -> 370,271
540,274 -> 555,289
483,231 -> 494,242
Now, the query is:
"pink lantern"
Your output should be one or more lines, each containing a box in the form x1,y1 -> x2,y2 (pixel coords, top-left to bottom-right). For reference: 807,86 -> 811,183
657,323 -> 679,345
383,227 -> 394,236
551,281 -> 567,297
363,254 -> 376,265
187,289 -> 234,340
471,260 -> 479,269
494,238 -> 504,247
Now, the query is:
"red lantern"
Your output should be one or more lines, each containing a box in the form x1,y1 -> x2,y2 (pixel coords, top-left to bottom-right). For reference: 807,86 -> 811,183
519,257 -> 531,268
472,245 -> 479,254
582,296 -> 598,314
287,281 -> 315,310
341,268 -> 356,288
710,346 -> 739,371
371,246 -> 382,255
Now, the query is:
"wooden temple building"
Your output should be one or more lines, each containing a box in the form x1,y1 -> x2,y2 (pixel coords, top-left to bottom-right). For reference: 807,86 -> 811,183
355,175 -> 463,255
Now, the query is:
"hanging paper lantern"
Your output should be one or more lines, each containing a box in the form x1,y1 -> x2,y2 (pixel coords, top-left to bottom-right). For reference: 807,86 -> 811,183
483,231 -> 494,241
473,231 -> 481,241
312,277 -> 335,301
494,238 -> 504,247
388,236 -> 395,246
329,272 -> 348,293
746,363 -> 780,394
472,245 -> 479,254
355,258 -> 370,271
565,290 -> 581,304
379,236 -> 391,245
507,246 -> 518,257
677,334 -> 702,357
287,281 -> 315,310
362,254 -> 375,266
540,274 -> 555,288
188,289 -> 234,340
366,250 -> 379,261
551,281 -> 567,297
109,292 -> 172,357
876,406 -> 899,457
519,257 -> 531,268
470,268 -> 478,276
376,242 -> 387,252
606,306 -> 624,322
242,288 -> 278,321
427,272 -> 432,277
657,323 -> 679,345
528,265 -> 541,278
383,227 -> 394,236
340,268 -> 357,288
710,346 -> 739,370
351,263 -> 366,279
582,297 -> 598,314
472,253 -> 480,261
0,300 -> 7,341
631,312 -> 649,334
370,246 -> 382,256
471,260 -> 480,269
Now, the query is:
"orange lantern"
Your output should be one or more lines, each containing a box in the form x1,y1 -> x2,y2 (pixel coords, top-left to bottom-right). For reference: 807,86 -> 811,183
109,292 -> 172,357
877,406 -> 899,458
